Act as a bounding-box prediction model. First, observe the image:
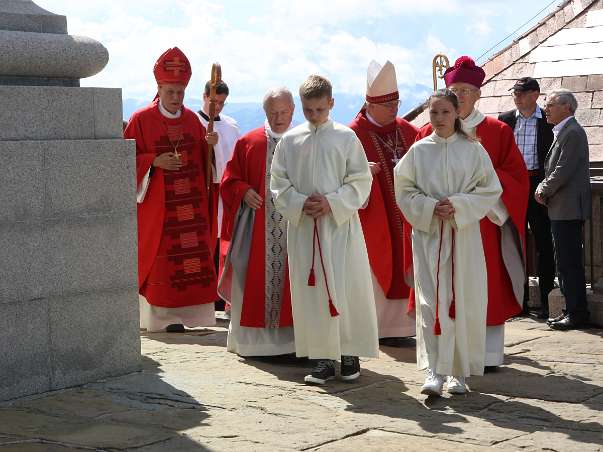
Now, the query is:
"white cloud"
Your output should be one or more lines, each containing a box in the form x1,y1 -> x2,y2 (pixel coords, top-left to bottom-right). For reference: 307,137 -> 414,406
467,20 -> 493,37
33,0 -> 557,103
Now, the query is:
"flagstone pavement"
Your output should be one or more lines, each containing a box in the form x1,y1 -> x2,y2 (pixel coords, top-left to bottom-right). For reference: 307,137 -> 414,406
0,317 -> 601,451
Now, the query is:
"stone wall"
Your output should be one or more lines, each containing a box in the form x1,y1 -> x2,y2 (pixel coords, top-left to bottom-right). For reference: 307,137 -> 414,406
0,84 -> 140,400
0,85 -> 140,401
0,1 -> 141,400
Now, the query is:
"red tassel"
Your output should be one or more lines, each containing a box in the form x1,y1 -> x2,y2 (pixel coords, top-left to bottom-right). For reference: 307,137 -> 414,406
407,289 -> 416,314
449,228 -> 456,320
433,318 -> 442,335
307,269 -> 316,286
328,298 -> 339,317
449,300 -> 456,319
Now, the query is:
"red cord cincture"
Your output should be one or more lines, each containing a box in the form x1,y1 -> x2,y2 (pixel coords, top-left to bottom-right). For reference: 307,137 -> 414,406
307,218 -> 339,317
434,221 -> 456,335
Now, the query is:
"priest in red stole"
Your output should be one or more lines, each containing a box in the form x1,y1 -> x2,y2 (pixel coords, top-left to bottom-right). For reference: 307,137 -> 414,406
218,88 -> 295,356
125,47 -> 218,333
417,56 -> 529,369
349,61 -> 416,341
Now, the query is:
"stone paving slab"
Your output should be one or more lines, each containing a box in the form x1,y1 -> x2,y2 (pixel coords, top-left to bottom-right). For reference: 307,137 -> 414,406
312,429 -> 493,451
0,318 -> 601,451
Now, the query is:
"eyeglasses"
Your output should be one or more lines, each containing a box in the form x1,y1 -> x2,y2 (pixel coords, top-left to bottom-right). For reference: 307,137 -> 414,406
449,87 -> 478,97
371,100 -> 401,110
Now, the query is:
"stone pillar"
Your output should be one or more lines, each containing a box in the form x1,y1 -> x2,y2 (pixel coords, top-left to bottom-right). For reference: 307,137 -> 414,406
0,1 -> 140,401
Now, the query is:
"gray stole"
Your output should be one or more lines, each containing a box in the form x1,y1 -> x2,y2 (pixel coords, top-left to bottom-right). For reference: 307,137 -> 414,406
264,134 -> 288,328
218,132 -> 288,328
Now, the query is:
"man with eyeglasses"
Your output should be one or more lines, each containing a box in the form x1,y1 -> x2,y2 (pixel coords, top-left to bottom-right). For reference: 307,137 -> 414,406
417,56 -> 529,372
349,60 -> 418,344
499,77 -> 555,320
536,89 -> 591,330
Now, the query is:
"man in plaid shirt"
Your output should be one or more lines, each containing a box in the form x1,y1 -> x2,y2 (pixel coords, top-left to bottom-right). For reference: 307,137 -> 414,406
499,77 -> 555,318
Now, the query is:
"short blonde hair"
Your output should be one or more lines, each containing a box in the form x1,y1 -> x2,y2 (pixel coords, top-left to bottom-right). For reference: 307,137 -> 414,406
299,75 -> 332,100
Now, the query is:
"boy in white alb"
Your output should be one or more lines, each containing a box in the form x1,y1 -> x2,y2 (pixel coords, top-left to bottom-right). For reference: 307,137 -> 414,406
270,75 -> 379,385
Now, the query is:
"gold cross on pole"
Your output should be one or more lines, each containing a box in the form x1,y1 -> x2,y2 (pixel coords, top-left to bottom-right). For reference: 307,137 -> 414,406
432,54 -> 450,91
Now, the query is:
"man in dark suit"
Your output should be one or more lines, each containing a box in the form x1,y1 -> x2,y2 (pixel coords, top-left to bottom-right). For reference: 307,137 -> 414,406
499,77 -> 555,318
536,88 -> 591,330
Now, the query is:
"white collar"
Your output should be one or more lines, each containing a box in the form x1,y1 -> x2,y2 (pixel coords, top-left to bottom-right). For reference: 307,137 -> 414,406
264,119 -> 290,139
430,132 -> 459,144
158,100 -> 181,119
307,119 -> 332,132
461,108 -> 485,130
552,115 -> 573,135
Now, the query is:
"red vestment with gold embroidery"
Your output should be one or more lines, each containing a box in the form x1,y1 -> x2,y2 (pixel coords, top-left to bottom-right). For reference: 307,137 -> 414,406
349,110 -> 417,300
125,100 -> 217,308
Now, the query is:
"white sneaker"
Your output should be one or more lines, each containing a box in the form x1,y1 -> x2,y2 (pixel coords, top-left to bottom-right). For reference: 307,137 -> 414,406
421,368 -> 444,396
447,376 -> 467,394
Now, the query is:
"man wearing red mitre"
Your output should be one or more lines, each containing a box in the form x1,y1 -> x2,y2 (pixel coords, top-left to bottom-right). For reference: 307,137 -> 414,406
349,61 -> 416,342
417,56 -> 529,371
125,47 -> 218,333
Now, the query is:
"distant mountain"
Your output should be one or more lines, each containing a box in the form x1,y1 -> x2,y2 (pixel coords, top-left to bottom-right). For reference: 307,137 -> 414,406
122,84 -> 431,133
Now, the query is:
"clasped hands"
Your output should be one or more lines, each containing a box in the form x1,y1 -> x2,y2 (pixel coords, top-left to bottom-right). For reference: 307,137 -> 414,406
152,131 -> 218,172
303,193 -> 331,219
434,198 -> 455,220
153,152 -> 182,171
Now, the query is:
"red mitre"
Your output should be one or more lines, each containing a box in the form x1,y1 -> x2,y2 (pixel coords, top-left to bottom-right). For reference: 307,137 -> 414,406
153,47 -> 192,87
443,56 -> 485,88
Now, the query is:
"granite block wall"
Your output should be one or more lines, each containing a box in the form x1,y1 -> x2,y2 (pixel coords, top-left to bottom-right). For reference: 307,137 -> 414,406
0,89 -> 140,401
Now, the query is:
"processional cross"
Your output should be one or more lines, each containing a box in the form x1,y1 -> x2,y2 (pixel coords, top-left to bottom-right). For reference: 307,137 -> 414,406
206,63 -> 221,190
432,54 -> 450,91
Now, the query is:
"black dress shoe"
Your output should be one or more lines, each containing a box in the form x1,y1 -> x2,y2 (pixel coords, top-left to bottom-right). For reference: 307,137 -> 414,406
484,366 -> 498,373
379,337 -> 413,347
166,323 -> 185,333
549,315 -> 589,331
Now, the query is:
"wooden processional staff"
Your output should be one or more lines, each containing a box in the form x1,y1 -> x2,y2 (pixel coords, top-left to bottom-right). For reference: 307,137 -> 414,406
206,63 -> 222,190
432,54 -> 450,91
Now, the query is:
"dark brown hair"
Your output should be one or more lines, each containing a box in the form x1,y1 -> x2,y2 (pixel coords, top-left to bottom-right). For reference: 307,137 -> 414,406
429,89 -> 476,142
204,80 -> 229,96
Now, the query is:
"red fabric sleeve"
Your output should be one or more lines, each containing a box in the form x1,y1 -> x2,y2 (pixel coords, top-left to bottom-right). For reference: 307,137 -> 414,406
399,119 -> 419,146
415,123 -> 432,141
220,139 -> 253,241
125,114 -> 155,186
494,123 -> 529,239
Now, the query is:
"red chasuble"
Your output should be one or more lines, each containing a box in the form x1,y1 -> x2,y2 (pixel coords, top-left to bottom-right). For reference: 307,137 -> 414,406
125,100 -> 217,308
349,110 -> 417,299
417,116 -> 529,325
219,127 -> 293,328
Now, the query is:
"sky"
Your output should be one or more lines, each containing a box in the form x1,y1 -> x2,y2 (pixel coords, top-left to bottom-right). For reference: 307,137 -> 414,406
36,0 -> 561,105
